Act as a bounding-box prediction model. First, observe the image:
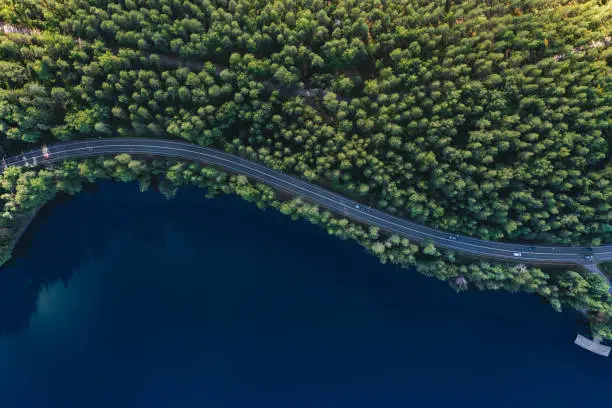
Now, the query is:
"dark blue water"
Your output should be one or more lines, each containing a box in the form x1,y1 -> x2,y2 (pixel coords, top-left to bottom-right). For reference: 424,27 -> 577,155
0,182 -> 608,408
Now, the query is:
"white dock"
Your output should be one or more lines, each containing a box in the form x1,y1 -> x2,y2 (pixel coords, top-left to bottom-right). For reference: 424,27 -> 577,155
574,335 -> 610,357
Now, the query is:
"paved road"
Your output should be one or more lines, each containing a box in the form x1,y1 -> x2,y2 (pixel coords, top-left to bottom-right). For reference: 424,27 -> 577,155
2,138 -> 611,273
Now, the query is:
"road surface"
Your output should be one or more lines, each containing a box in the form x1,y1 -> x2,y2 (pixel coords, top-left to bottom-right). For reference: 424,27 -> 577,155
2,138 -> 611,276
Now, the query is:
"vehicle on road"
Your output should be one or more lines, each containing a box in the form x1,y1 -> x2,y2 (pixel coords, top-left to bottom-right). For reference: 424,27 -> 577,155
42,145 -> 49,159
1,138 -> 610,275
526,246 -> 536,251
584,255 -> 594,260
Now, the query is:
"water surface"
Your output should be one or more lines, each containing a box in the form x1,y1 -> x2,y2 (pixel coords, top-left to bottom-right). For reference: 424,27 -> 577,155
0,182 -> 608,407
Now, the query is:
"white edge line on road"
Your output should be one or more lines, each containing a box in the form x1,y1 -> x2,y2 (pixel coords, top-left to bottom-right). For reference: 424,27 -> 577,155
7,142 -> 611,263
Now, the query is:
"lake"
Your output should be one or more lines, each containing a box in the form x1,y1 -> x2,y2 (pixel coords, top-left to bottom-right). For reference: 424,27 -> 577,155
0,181 -> 609,407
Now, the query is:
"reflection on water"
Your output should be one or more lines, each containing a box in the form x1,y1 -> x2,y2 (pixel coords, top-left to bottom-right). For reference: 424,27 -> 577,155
0,182 -> 608,408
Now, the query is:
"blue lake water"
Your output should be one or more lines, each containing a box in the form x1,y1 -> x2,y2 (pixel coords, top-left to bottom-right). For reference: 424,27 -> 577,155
0,181 -> 608,407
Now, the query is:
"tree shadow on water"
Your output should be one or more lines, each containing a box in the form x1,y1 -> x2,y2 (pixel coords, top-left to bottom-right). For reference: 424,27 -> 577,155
0,186 -> 105,335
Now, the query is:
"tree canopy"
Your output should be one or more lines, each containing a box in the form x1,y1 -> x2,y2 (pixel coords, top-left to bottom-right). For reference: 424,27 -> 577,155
0,0 -> 609,245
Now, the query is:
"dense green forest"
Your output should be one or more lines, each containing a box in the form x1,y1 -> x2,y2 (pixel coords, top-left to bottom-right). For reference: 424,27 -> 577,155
0,0 -> 609,244
0,0 -> 610,336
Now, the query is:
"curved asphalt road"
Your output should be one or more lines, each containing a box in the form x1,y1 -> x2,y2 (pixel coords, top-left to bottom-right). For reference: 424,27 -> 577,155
2,138 -> 611,271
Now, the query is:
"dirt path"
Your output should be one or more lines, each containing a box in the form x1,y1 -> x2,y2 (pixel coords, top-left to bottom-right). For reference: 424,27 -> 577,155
554,36 -> 611,61
0,21 -> 40,35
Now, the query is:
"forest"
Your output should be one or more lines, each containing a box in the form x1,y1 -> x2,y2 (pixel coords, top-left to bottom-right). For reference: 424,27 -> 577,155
0,0 -> 610,337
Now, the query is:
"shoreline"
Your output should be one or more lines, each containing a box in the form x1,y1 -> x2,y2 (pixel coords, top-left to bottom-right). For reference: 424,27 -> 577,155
7,185 -> 100,261
0,179 -> 604,341
11,205 -> 44,249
